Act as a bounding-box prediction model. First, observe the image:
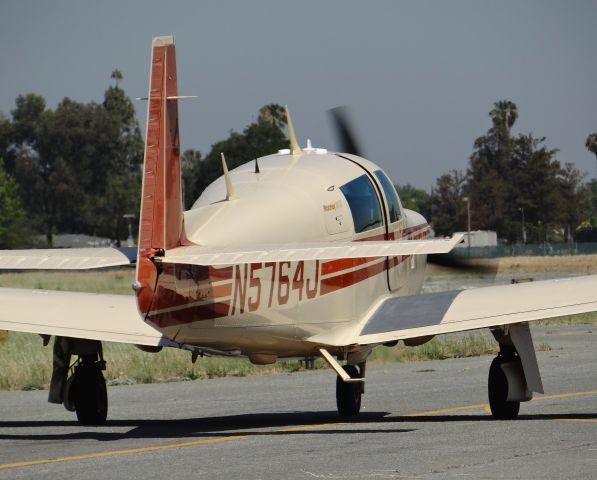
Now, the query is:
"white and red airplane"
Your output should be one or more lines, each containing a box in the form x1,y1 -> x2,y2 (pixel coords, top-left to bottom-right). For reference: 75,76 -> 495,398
0,36 -> 596,425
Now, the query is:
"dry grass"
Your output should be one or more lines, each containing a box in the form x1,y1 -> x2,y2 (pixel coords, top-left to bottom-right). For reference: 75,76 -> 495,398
0,254 -> 594,391
426,254 -> 597,277
0,331 -> 504,391
0,268 -> 134,294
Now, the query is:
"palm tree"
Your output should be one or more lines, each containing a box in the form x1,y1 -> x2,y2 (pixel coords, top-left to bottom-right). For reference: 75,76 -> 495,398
111,69 -> 123,87
489,100 -> 518,132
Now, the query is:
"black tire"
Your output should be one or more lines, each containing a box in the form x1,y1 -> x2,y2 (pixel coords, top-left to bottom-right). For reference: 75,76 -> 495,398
488,355 -> 520,420
336,364 -> 362,417
71,364 -> 108,425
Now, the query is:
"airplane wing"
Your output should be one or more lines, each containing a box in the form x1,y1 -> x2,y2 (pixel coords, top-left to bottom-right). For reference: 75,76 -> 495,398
308,274 -> 597,346
158,234 -> 463,266
0,288 -> 163,346
0,248 -> 132,270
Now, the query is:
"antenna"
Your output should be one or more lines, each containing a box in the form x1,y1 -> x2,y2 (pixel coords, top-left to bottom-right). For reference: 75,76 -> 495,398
284,106 -> 301,159
221,153 -> 237,200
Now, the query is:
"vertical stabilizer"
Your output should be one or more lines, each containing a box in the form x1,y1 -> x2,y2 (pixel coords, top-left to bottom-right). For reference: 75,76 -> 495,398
136,36 -> 185,316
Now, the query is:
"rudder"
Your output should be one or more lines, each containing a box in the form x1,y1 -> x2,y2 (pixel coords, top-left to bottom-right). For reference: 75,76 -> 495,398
135,36 -> 185,316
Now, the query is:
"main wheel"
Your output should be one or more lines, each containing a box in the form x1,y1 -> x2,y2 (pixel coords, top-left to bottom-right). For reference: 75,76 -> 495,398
488,355 -> 520,420
336,364 -> 362,416
71,363 -> 108,425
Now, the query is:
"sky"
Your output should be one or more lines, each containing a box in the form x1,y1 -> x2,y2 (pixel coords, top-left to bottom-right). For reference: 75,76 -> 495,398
1,1 -> 596,189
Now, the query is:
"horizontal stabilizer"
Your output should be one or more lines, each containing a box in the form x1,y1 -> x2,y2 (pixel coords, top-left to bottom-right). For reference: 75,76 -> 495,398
0,248 -> 133,270
309,274 -> 597,346
158,234 -> 463,266
0,288 -> 164,346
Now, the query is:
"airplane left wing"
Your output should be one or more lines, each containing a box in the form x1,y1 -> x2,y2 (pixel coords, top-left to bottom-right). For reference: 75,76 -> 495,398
158,234 -> 463,266
0,288 -> 163,346
309,274 -> 597,347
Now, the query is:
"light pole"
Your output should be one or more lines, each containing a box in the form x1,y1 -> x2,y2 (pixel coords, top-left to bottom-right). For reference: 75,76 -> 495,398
123,214 -> 135,247
518,207 -> 527,244
463,196 -> 471,256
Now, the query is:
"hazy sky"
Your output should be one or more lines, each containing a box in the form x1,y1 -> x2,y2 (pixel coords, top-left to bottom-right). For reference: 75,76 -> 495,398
1,1 -> 596,189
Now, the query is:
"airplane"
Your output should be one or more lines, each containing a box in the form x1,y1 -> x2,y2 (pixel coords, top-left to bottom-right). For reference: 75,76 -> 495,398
0,35 -> 596,426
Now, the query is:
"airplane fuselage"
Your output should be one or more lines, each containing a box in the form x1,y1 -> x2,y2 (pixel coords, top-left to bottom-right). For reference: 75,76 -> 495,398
144,149 -> 431,361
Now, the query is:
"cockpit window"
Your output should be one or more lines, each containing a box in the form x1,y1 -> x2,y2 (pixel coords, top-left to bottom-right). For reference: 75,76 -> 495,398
374,170 -> 401,223
339,174 -> 383,233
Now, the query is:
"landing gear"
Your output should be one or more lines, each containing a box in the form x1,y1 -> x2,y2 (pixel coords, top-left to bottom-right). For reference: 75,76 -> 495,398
488,346 -> 522,420
336,364 -> 363,416
49,337 -> 109,425
66,354 -> 108,425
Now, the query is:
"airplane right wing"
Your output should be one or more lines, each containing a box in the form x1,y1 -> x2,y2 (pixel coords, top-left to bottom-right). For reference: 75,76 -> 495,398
309,274 -> 597,347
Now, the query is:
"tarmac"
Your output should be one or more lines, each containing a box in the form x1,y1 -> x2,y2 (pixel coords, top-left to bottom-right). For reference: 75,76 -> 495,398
0,324 -> 595,479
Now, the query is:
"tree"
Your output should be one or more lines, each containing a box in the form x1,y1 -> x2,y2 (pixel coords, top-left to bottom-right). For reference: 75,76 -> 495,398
429,170 -> 468,236
111,69 -> 123,87
0,159 -> 27,248
459,100 -> 588,243
587,132 -> 597,173
489,100 -> 518,133
95,82 -> 143,244
396,184 -> 430,218
187,106 -> 289,200
258,104 -> 287,129
6,78 -> 144,245
181,149 -> 202,208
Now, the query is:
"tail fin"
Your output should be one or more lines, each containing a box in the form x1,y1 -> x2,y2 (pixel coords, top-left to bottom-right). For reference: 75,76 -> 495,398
135,35 -> 185,315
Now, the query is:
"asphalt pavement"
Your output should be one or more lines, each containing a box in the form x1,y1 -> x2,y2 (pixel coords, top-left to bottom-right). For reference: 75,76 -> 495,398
0,324 -> 595,479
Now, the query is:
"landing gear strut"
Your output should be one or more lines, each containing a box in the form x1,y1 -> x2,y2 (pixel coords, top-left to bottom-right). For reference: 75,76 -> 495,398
336,363 -> 365,416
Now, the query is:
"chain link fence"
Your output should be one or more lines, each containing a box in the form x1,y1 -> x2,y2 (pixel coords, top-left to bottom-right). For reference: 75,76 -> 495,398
450,242 -> 597,259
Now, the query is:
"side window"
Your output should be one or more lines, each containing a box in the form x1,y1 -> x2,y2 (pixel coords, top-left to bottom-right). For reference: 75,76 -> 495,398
339,174 -> 383,233
374,170 -> 401,223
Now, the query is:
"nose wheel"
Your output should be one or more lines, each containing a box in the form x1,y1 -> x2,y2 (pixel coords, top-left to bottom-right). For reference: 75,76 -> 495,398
336,364 -> 363,416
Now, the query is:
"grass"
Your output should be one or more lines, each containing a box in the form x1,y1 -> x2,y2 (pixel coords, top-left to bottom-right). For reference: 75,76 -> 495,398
1,255 -> 595,392
536,311 -> 597,325
0,268 -> 134,294
0,331 -> 502,391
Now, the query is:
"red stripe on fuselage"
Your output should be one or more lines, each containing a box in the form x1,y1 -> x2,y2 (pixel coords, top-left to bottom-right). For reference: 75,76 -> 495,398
147,224 -> 431,327
320,257 -> 387,295
149,301 -> 231,328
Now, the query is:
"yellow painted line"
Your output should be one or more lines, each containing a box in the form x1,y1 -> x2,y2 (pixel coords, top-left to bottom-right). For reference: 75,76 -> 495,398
0,421 -> 345,471
403,403 -> 487,417
0,434 -> 253,470
275,422 -> 345,433
533,390 -> 597,401
2,389 -> 596,470
404,390 -> 597,418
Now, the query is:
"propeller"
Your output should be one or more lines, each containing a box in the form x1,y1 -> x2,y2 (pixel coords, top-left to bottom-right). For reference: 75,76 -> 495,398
328,106 -> 364,157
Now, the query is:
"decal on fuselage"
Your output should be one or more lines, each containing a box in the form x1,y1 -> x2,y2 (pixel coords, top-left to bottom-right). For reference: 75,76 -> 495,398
229,260 -> 321,314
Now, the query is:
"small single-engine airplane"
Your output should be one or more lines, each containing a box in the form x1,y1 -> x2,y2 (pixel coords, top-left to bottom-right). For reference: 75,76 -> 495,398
0,36 -> 596,425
